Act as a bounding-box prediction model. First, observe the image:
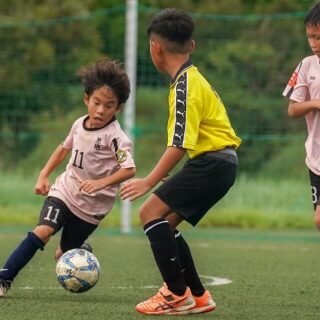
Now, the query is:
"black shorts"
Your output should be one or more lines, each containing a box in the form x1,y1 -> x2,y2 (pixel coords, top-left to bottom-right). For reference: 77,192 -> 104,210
39,196 -> 97,252
154,150 -> 238,226
309,170 -> 320,210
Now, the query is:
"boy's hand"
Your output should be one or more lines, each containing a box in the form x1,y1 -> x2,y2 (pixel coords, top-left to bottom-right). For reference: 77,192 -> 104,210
120,178 -> 152,201
79,180 -> 105,194
34,176 -> 50,195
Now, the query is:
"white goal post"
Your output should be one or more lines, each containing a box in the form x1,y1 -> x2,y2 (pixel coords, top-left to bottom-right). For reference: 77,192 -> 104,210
121,0 -> 138,233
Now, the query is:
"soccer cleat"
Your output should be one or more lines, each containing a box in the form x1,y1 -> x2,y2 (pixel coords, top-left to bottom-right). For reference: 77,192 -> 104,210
167,290 -> 216,315
80,242 -> 93,253
135,284 -> 195,315
190,290 -> 216,314
0,279 -> 11,297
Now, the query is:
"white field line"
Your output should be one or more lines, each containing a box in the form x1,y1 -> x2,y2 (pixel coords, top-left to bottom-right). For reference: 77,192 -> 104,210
15,274 -> 232,291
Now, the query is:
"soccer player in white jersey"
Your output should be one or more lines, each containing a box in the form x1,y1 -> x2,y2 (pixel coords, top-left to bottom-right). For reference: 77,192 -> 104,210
0,58 -> 136,297
283,2 -> 320,231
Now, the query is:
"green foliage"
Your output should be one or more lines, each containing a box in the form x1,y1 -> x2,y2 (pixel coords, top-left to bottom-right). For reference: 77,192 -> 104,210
0,0 -> 102,167
259,138 -> 308,179
190,11 -> 308,172
0,1 -> 315,174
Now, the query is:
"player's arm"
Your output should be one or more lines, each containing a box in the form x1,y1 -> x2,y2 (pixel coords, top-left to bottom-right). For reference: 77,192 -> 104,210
288,99 -> 320,118
120,146 -> 186,201
79,167 -> 136,194
34,144 -> 71,195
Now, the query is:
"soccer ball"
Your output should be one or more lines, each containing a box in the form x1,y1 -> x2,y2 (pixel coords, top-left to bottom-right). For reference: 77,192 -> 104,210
56,248 -> 100,293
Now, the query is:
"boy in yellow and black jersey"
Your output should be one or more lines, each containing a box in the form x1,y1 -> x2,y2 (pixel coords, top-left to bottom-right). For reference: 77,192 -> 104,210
121,8 -> 241,316
168,61 -> 240,157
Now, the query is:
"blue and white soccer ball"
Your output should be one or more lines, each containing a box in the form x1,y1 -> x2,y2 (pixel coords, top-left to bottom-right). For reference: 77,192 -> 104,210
56,248 -> 100,293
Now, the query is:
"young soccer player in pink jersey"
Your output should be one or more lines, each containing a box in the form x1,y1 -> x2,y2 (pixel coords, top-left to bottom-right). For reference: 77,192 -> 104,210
121,8 -> 240,315
0,58 -> 136,297
283,2 -> 320,231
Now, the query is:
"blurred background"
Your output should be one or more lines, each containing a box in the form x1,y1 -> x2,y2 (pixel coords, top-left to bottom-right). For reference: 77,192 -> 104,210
0,0 -> 317,230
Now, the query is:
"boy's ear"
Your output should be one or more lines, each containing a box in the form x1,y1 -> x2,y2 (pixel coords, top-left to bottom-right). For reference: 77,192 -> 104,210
116,104 -> 122,114
190,40 -> 196,53
151,39 -> 162,54
84,93 -> 89,105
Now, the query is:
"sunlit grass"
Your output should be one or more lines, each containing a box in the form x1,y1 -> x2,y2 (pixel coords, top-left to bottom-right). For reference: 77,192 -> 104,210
1,229 -> 320,320
0,172 -> 314,229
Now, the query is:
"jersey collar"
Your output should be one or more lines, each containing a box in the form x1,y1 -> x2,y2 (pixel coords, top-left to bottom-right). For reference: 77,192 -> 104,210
170,59 -> 193,85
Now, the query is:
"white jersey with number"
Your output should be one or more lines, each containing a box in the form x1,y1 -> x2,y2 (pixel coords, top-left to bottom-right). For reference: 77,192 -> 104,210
282,55 -> 320,175
48,115 -> 135,225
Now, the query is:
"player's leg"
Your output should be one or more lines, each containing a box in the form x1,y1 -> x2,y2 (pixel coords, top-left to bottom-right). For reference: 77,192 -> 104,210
165,213 -> 216,314
157,152 -> 237,314
137,152 -> 237,314
0,231 -> 45,297
165,214 -> 204,293
139,194 -> 186,295
57,212 -> 97,260
315,205 -> 320,230
136,194 -> 195,314
308,170 -> 320,230
0,197 -> 65,297
165,212 -> 205,296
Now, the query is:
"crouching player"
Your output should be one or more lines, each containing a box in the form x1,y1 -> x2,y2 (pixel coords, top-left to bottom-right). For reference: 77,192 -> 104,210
0,58 -> 136,297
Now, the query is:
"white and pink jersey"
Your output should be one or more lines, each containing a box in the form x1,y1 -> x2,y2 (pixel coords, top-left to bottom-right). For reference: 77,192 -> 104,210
283,55 -> 320,175
48,115 -> 135,225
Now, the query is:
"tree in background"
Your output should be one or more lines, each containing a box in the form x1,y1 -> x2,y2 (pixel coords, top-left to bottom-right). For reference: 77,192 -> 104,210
0,0 -> 315,176
0,0 -> 102,167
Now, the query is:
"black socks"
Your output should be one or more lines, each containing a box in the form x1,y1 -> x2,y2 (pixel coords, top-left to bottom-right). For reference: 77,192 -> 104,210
144,219 -> 186,296
174,229 -> 205,297
144,219 -> 205,297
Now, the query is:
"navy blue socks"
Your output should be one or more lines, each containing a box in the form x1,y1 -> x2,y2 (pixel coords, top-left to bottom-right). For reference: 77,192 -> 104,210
0,232 -> 45,282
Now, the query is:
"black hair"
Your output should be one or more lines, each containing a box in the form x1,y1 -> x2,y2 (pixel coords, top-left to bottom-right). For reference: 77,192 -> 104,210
304,2 -> 320,26
147,8 -> 194,46
77,58 -> 130,105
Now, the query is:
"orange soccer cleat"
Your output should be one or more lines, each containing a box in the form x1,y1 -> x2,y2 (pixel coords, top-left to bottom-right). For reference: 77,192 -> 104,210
168,289 -> 216,315
135,284 -> 195,315
190,290 -> 216,314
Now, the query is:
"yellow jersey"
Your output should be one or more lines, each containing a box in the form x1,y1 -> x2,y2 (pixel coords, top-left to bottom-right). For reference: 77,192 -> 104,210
167,60 -> 241,158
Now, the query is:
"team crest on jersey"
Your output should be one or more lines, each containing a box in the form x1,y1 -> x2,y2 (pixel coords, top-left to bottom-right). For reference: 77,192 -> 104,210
116,149 -> 127,163
94,138 -> 102,150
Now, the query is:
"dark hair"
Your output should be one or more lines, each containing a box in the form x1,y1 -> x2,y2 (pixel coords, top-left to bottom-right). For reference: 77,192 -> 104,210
147,8 -> 194,47
304,2 -> 320,26
77,58 -> 130,105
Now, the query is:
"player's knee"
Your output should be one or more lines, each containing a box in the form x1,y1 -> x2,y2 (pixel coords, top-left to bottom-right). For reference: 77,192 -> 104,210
139,204 -> 148,223
33,225 -> 54,244
139,202 -> 158,224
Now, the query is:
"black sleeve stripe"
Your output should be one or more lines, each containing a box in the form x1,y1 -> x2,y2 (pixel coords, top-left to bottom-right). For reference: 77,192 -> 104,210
285,61 -> 303,98
173,73 -> 187,148
285,87 -> 294,98
112,138 -> 118,152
